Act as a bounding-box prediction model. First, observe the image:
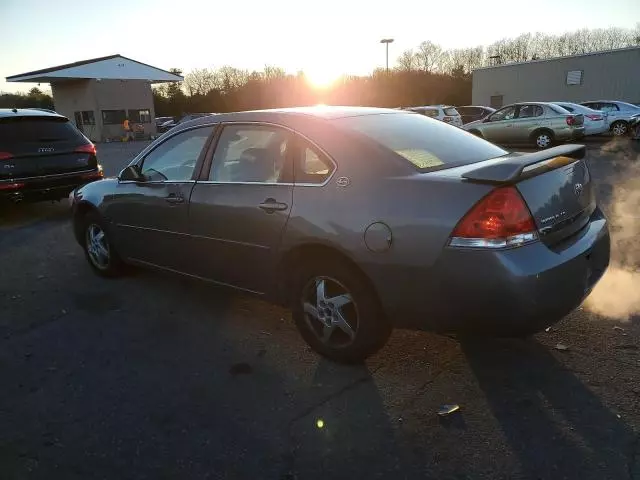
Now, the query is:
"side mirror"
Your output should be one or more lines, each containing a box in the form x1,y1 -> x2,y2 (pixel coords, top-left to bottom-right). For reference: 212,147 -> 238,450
119,164 -> 144,182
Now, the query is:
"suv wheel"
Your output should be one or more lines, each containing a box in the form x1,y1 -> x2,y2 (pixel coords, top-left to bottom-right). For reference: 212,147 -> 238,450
611,121 -> 628,136
291,258 -> 391,363
82,212 -> 124,277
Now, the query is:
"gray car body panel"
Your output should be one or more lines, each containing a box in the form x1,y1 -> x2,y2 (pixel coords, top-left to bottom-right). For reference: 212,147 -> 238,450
72,107 -> 610,334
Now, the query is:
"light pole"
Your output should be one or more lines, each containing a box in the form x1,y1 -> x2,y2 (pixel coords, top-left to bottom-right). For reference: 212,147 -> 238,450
380,38 -> 394,73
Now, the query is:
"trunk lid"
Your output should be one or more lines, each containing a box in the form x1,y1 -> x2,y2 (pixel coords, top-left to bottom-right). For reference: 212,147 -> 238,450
460,144 -> 595,245
0,115 -> 95,180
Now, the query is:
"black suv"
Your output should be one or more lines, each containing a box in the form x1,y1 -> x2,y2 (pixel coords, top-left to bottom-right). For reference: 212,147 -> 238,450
0,108 -> 103,204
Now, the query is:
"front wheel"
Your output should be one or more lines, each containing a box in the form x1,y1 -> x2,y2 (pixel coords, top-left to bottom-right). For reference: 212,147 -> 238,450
291,259 -> 391,364
611,121 -> 628,136
81,212 -> 124,277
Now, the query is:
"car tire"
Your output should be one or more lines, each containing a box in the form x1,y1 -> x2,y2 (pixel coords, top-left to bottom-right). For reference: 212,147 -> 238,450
291,257 -> 391,364
81,211 -> 124,277
610,121 -> 628,136
532,130 -> 554,149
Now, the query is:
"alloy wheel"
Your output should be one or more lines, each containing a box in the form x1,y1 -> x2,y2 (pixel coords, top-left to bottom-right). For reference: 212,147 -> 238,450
301,276 -> 359,347
86,223 -> 110,270
612,122 -> 627,136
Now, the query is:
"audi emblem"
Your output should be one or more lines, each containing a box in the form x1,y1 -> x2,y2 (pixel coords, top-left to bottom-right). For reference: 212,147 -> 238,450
38,147 -> 54,153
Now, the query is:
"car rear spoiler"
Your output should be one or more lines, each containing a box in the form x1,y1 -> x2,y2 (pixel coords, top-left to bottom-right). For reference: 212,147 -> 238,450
462,144 -> 586,184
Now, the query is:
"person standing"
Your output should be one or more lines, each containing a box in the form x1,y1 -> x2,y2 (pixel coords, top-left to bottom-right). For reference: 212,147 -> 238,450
122,117 -> 133,142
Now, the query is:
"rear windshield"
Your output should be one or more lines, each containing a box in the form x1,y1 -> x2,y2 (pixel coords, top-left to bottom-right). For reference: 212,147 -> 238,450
0,117 -> 85,146
334,113 -> 507,171
443,107 -> 459,116
548,104 -> 570,114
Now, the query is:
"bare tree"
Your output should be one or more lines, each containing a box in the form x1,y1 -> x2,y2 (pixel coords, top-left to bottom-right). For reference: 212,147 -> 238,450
396,49 -> 419,71
415,41 -> 443,72
184,68 -> 216,96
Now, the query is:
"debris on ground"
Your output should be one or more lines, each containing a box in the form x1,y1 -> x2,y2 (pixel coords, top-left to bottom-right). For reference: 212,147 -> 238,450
555,343 -> 569,351
545,327 -> 551,332
613,326 -> 626,333
437,404 -> 460,416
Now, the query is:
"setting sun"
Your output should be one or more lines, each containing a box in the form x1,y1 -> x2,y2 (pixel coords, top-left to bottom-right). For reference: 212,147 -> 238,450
304,67 -> 340,89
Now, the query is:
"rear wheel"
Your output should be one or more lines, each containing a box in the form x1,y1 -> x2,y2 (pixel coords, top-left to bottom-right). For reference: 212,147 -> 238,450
81,211 -> 124,277
291,258 -> 391,364
533,130 -> 554,149
611,121 -> 628,136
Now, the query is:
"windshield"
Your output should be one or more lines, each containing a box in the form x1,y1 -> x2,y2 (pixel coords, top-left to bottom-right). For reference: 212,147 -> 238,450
334,113 -> 507,171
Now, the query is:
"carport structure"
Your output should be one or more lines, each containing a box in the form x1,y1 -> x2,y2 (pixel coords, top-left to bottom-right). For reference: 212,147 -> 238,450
6,55 -> 183,142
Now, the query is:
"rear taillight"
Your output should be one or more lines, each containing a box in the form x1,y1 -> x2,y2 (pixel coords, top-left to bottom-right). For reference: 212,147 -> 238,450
75,143 -> 97,155
0,152 -> 14,161
80,164 -> 104,180
566,116 -> 576,126
443,116 -> 453,122
585,114 -> 603,121
449,187 -> 538,249
0,182 -> 24,191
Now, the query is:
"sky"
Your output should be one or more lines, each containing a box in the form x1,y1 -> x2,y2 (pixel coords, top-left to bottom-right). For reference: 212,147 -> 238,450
1,0 -> 638,93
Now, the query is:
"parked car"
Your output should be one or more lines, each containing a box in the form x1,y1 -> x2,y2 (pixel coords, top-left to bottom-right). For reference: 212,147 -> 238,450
456,106 -> 496,125
69,107 -> 609,363
0,108 -> 102,204
550,102 -> 608,136
403,105 -> 463,127
155,116 -> 176,134
463,102 -> 585,149
580,100 -> 640,136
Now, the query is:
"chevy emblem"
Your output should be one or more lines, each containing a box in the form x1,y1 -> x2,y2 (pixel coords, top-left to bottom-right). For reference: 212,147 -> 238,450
574,183 -> 583,197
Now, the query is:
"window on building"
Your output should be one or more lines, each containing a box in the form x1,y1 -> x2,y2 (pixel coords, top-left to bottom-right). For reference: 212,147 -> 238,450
80,111 -> 95,125
129,109 -> 152,123
102,110 -> 126,125
566,70 -> 583,85
490,95 -> 503,109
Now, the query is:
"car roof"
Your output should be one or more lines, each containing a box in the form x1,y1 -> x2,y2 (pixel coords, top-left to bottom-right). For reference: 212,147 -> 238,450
0,108 -> 66,119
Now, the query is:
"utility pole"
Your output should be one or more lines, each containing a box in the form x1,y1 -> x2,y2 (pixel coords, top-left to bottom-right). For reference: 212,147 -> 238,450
380,38 -> 394,73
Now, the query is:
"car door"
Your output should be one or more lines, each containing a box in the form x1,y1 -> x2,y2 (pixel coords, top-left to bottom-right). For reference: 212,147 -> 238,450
186,123 -> 294,294
107,125 -> 215,270
479,105 -> 517,143
510,104 -> 544,143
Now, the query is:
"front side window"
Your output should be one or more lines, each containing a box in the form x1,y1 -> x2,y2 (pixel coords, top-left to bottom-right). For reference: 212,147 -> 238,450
488,106 -> 516,122
140,126 -> 214,182
101,109 -> 126,125
517,105 -> 543,118
209,125 -> 291,183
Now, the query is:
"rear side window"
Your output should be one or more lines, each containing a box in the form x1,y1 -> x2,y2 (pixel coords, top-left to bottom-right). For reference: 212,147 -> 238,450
0,116 -> 85,147
334,113 -> 507,171
549,104 -> 570,114
443,107 -> 459,116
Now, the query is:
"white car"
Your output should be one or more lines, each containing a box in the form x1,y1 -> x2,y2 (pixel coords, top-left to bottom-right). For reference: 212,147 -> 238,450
551,102 -> 608,136
404,105 -> 463,127
580,100 -> 640,136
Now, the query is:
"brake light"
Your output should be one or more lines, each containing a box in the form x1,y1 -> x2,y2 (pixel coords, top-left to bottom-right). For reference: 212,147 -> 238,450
80,164 -> 104,180
443,116 -> 453,122
585,114 -> 603,121
449,187 -> 538,249
566,116 -> 576,126
0,152 -> 14,161
75,143 -> 97,155
0,182 -> 24,191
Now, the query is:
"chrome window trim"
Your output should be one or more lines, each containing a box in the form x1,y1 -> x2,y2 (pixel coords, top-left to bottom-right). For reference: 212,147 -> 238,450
205,121 -> 338,188
117,180 -> 196,185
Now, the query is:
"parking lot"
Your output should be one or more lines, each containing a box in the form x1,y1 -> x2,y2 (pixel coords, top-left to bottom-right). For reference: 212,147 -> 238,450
1,139 -> 639,479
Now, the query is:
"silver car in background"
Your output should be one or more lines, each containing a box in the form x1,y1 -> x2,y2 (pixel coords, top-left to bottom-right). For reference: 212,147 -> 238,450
463,102 -> 585,148
551,102 -> 608,136
403,105 -> 463,127
580,100 -> 640,136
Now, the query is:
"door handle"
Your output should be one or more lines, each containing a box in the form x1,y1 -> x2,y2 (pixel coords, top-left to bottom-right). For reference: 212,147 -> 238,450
258,198 -> 288,213
165,193 -> 184,204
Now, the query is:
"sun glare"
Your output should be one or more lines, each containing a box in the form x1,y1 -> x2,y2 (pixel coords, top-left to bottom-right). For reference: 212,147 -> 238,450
305,68 -> 340,89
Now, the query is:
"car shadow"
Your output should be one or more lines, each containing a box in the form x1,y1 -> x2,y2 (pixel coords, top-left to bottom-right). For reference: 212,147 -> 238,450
461,338 -> 635,480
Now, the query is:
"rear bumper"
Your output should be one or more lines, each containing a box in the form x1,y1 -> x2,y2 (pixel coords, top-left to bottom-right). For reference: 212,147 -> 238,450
0,170 -> 103,203
377,208 -> 610,334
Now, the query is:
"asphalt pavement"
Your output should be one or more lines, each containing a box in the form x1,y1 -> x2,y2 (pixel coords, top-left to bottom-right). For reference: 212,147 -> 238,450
0,139 -> 639,480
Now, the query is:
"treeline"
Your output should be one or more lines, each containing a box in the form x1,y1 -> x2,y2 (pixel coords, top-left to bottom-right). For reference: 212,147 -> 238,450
0,87 -> 54,110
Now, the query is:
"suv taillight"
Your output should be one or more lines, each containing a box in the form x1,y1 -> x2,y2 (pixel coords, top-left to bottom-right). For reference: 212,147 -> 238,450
449,187 -> 538,249
75,143 -> 97,155
0,152 -> 14,161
